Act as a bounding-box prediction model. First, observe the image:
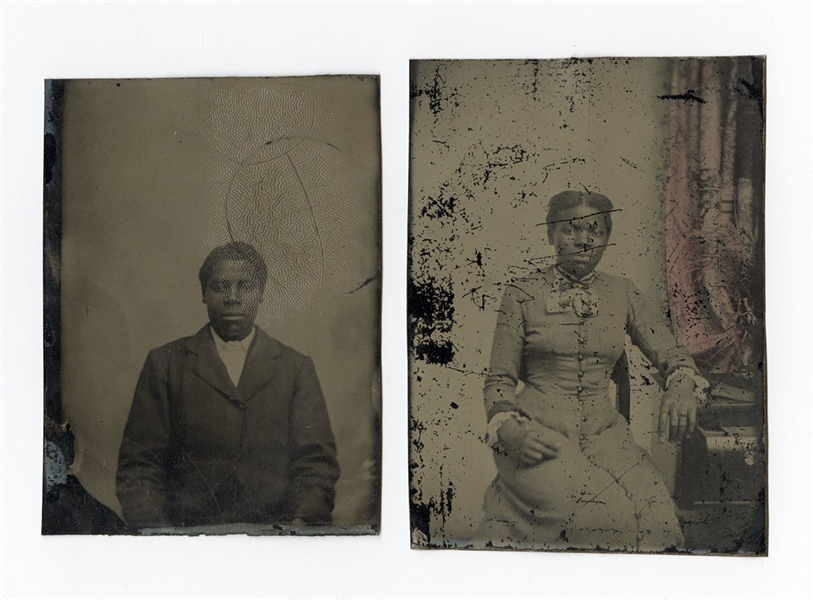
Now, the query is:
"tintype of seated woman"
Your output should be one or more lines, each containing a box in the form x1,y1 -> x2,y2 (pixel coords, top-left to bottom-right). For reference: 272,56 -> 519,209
476,191 -> 707,552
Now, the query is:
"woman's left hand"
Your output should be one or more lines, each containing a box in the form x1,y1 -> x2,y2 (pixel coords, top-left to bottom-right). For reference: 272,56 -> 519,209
658,377 -> 697,442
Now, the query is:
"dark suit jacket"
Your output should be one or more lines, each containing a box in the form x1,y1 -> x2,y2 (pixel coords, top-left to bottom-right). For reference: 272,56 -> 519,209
116,325 -> 340,529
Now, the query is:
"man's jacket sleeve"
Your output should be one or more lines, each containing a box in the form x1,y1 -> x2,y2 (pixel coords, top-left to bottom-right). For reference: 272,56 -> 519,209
287,356 -> 340,524
116,349 -> 173,528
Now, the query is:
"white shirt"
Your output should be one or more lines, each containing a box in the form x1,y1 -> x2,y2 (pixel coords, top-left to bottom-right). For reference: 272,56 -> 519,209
210,326 -> 256,387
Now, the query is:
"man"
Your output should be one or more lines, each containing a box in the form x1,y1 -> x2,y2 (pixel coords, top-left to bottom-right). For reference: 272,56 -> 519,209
116,241 -> 340,529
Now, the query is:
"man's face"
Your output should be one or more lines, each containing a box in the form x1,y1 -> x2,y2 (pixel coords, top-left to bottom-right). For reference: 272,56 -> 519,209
203,259 -> 264,342
548,203 -> 611,279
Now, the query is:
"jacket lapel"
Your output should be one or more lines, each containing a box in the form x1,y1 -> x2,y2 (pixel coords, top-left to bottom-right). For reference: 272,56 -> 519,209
238,327 -> 280,400
190,326 -> 241,400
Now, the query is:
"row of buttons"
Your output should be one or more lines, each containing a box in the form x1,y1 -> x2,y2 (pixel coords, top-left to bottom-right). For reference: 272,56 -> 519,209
576,317 -> 587,449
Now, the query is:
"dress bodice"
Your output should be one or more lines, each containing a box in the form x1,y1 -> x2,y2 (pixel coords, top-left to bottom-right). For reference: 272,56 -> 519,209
485,267 -> 698,442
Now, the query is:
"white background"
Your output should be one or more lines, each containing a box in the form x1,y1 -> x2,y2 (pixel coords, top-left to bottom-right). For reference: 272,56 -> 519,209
1,2 -> 811,598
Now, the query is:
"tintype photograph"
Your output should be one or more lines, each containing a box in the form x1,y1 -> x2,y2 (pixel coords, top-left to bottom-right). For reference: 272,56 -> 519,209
408,58 -> 766,554
43,76 -> 381,535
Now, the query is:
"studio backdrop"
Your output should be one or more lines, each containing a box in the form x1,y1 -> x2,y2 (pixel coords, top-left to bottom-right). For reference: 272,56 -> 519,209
44,76 -> 381,534
408,58 -> 765,554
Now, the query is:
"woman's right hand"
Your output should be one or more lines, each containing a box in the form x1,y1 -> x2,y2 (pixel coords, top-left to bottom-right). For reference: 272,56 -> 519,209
498,418 -> 562,466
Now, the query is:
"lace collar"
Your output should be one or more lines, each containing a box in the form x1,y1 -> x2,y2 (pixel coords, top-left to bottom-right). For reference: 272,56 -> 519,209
546,266 -> 601,317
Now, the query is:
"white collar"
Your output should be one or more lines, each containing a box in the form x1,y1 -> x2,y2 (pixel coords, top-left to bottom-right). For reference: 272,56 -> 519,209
210,325 -> 256,353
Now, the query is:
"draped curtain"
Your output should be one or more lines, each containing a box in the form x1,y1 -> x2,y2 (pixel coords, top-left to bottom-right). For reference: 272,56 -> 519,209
664,57 -> 765,378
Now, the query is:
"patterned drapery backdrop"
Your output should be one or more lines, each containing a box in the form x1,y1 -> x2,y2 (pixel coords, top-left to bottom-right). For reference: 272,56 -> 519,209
664,57 -> 765,377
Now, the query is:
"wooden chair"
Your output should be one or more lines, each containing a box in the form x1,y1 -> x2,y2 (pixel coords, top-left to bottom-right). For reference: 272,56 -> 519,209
611,351 -> 631,421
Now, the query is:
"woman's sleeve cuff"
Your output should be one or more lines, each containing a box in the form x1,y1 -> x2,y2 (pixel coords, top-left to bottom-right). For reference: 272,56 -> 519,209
665,366 -> 710,402
485,411 -> 529,448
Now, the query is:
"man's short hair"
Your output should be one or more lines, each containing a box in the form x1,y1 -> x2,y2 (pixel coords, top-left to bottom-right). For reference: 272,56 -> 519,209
199,241 -> 268,295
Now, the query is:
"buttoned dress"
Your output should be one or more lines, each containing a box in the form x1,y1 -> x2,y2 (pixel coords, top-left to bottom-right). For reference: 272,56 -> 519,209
477,267 -> 698,552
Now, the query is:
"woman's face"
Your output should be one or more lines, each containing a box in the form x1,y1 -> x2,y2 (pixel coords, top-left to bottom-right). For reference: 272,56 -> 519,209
548,203 -> 611,279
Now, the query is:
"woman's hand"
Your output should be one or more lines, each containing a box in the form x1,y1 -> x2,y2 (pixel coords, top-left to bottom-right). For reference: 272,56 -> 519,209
498,418 -> 562,466
658,376 -> 698,442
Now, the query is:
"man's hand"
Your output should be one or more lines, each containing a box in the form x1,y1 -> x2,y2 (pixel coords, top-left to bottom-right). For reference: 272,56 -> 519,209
498,418 -> 562,466
658,376 -> 698,442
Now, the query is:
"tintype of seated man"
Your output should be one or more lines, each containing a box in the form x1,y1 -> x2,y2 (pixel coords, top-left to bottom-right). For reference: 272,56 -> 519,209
116,241 -> 340,530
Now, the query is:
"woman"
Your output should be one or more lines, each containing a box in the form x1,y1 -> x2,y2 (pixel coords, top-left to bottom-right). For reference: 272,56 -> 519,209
476,191 -> 707,552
